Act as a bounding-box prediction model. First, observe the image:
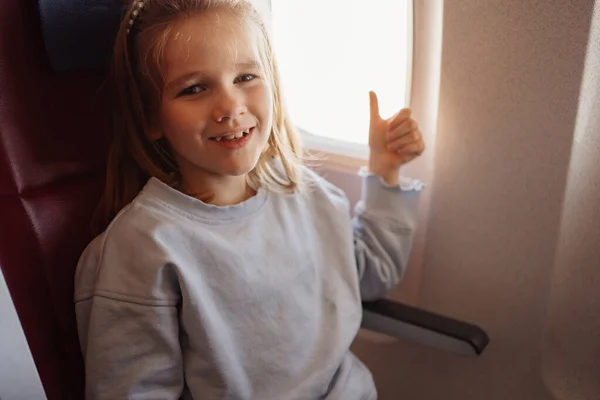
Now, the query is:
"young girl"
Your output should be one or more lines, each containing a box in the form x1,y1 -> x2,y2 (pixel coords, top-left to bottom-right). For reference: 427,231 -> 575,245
74,0 -> 425,399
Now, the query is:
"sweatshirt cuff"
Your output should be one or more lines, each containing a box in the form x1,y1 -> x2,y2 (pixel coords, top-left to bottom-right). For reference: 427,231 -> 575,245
357,167 -> 423,216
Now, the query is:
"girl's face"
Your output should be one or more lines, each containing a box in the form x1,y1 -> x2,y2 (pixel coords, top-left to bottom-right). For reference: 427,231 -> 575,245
153,10 -> 273,184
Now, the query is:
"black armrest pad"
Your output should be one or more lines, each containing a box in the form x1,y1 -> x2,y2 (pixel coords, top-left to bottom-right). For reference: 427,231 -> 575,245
362,299 -> 489,355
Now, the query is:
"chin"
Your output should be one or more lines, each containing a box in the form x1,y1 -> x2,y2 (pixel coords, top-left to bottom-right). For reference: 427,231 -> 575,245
219,159 -> 260,177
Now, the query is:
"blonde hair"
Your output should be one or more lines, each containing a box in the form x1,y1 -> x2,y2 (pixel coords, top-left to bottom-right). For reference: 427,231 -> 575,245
93,0 -> 303,234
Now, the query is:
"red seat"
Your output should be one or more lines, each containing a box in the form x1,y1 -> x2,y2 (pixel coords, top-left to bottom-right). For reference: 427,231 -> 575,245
0,0 -> 111,398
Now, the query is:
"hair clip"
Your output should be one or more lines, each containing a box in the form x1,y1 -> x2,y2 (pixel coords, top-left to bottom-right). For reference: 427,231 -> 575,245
126,0 -> 146,35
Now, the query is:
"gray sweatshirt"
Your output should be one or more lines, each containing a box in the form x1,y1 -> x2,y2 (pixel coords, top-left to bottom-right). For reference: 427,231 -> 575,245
74,166 -> 420,400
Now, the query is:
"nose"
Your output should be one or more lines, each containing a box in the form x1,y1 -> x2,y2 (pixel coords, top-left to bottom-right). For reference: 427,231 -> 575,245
212,88 -> 247,122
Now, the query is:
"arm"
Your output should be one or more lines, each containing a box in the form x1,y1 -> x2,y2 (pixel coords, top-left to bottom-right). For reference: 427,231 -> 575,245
354,91 -> 425,300
76,295 -> 184,400
74,226 -> 184,400
353,170 -> 421,300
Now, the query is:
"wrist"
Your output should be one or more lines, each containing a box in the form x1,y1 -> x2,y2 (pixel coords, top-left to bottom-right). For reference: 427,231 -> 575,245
367,161 -> 400,186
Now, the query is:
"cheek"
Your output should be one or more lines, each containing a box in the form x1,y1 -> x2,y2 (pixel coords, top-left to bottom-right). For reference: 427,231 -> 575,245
160,103 -> 208,137
250,83 -> 273,124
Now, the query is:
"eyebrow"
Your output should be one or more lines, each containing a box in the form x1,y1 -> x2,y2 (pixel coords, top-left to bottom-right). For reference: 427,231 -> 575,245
235,61 -> 261,69
166,61 -> 261,88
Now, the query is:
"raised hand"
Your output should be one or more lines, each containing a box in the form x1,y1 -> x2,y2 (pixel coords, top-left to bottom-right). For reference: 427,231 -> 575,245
368,91 -> 425,185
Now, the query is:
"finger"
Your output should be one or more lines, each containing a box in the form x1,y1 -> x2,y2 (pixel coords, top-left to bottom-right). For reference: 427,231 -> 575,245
387,118 -> 418,141
387,129 -> 421,150
395,140 -> 425,155
388,108 -> 412,130
402,154 -> 416,164
369,91 -> 380,122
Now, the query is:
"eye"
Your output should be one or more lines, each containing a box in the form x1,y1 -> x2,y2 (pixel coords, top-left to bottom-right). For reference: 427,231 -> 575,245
179,84 -> 205,96
235,74 -> 258,84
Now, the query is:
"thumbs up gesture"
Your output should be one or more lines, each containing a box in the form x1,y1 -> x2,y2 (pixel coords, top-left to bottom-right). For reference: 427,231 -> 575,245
368,91 -> 425,185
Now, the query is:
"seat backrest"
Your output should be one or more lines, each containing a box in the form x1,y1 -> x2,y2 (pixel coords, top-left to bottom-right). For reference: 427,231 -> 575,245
0,0 -> 111,398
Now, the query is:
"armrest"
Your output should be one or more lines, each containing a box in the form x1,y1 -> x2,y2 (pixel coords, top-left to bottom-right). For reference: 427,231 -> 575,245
361,299 -> 489,356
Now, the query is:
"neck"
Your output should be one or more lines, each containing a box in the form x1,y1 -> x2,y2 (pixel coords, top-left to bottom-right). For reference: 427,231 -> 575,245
179,173 -> 255,206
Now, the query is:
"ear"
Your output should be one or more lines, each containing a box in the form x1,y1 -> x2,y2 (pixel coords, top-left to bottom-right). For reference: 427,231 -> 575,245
147,118 -> 163,141
148,128 -> 163,141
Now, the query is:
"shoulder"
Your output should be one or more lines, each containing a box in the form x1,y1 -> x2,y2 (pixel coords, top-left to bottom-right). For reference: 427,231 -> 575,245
299,165 -> 351,213
264,156 -> 350,211
74,194 -> 180,304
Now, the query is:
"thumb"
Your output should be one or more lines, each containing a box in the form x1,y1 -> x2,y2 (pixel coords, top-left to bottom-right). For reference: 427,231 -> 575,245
369,91 -> 380,122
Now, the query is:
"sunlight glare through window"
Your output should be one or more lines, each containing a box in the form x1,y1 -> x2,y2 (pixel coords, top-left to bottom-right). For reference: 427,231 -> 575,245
271,0 -> 412,145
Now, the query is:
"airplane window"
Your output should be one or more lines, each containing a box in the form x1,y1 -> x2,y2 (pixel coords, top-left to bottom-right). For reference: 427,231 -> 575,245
271,0 -> 413,146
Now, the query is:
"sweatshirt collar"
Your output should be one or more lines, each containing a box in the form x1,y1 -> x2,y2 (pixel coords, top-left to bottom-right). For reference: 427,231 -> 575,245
141,177 -> 268,222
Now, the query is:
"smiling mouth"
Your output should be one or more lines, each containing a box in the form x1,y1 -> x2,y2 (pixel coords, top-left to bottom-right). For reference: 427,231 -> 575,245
210,127 -> 254,142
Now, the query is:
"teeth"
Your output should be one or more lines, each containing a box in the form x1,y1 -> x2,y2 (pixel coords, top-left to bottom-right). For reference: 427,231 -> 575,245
212,128 -> 252,142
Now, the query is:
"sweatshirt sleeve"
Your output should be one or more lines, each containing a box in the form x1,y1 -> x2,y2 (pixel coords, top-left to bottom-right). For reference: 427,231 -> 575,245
353,168 -> 422,301
74,231 -> 184,400
76,296 -> 183,400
